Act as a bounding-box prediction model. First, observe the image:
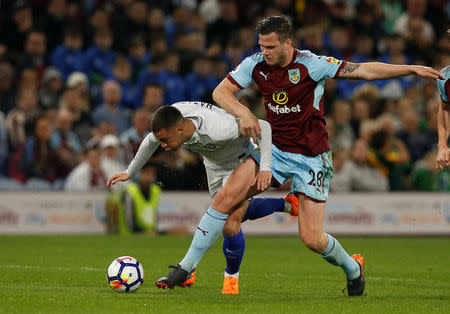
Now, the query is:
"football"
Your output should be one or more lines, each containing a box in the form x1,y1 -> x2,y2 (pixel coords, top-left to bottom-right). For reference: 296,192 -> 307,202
106,256 -> 144,293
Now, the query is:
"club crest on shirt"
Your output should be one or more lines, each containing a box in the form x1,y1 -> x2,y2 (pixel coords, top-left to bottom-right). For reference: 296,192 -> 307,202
204,143 -> 216,151
288,69 -> 300,84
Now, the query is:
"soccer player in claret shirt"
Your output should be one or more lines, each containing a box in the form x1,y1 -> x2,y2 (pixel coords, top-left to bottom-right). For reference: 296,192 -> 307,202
435,29 -> 450,169
156,15 -> 443,296
211,15 -> 443,296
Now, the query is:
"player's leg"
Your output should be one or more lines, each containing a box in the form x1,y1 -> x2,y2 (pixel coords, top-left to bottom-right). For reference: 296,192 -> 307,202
292,150 -> 364,296
242,194 -> 299,221
296,195 -> 364,295
156,158 -> 259,289
221,202 -> 248,294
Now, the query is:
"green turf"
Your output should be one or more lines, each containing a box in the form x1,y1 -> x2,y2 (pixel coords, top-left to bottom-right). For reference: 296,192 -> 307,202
1,235 -> 449,313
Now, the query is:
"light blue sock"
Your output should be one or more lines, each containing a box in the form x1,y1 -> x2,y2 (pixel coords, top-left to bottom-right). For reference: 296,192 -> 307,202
320,233 -> 360,280
179,207 -> 228,272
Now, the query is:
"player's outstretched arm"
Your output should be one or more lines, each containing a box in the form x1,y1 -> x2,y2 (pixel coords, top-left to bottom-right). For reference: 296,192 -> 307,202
436,101 -> 450,169
337,62 -> 444,81
106,133 -> 160,188
106,172 -> 130,187
213,78 -> 261,143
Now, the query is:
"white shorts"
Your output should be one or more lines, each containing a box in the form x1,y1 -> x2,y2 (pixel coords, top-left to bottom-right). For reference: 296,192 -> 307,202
205,166 -> 235,199
205,151 -> 260,199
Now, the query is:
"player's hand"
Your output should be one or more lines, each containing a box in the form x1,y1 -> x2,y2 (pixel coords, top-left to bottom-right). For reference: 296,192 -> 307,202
255,170 -> 272,191
435,147 -> 450,169
410,66 -> 444,80
106,172 -> 130,188
239,109 -> 261,143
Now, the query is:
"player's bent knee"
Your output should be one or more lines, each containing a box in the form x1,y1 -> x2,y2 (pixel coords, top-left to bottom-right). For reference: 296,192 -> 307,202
223,220 -> 241,237
213,187 -> 238,210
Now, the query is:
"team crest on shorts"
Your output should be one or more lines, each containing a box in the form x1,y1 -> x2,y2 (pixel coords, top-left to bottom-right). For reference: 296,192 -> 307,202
288,69 -> 300,84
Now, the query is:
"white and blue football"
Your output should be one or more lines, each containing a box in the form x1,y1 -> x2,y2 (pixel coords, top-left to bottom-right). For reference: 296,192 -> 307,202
106,256 -> 144,293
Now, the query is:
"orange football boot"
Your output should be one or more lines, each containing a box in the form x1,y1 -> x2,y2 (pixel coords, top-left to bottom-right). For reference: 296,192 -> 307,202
221,276 -> 239,295
176,270 -> 196,288
347,254 -> 365,296
283,193 -> 299,216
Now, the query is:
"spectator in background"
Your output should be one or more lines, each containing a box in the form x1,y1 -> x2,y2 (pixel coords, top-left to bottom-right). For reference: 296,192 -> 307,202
6,89 -> 40,149
17,30 -> 47,80
368,129 -> 411,190
135,54 -> 167,104
64,143 -> 108,191
9,115 -> 64,184
39,67 -> 63,109
394,0 -> 435,44
0,0 -> 34,55
331,100 -> 354,150
331,139 -> 389,192
329,148 -> 350,192
298,24 -> 327,56
147,6 -> 165,38
84,28 -> 116,83
165,6 -> 194,49
92,81 -> 130,135
83,7 -> 111,48
18,68 -> 39,92
0,62 -> 16,114
184,56 -> 217,101
113,0 -> 149,53
112,56 -> 136,109
222,38 -> 245,72
127,36 -> 151,81
396,108 -> 434,163
50,108 -> 82,176
380,0 -> 404,35
239,27 -> 259,59
206,0 -> 240,48
326,27 -> 349,60
164,52 -> 185,105
120,161 -> 162,234
59,76 -> 93,146
121,109 -> 150,164
141,83 -> 164,113
40,0 -> 69,53
50,27 -> 85,79
100,134 -> 127,185
410,151 -> 450,191
350,97 -> 371,139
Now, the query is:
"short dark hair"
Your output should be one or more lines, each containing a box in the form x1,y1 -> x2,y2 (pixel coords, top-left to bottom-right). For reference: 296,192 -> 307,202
256,16 -> 293,42
151,106 -> 184,133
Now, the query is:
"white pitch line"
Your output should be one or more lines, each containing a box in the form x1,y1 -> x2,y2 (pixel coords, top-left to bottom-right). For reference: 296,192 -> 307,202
0,265 -> 103,272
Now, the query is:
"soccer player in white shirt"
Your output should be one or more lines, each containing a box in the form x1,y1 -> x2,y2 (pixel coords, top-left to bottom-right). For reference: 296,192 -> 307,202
107,101 -> 292,290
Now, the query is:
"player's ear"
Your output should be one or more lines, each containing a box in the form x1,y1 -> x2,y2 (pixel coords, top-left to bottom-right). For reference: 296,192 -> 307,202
285,38 -> 292,47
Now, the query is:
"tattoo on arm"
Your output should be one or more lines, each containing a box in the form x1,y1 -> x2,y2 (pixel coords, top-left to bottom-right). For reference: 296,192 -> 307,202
340,62 -> 361,79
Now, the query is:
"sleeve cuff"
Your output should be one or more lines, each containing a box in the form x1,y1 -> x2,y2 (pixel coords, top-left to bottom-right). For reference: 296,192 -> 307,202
226,74 -> 244,89
334,61 -> 347,78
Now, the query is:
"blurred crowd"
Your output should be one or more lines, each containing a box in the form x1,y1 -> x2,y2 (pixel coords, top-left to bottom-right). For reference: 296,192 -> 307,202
0,0 -> 448,192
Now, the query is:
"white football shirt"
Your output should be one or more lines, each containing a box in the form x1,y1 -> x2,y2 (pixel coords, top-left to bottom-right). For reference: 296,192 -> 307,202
125,101 -> 272,177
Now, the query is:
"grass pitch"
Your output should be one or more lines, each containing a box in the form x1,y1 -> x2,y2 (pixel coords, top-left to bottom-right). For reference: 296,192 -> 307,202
1,235 -> 449,313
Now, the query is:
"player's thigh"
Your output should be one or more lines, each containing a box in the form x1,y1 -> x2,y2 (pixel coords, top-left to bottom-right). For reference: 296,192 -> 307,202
213,158 -> 258,207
